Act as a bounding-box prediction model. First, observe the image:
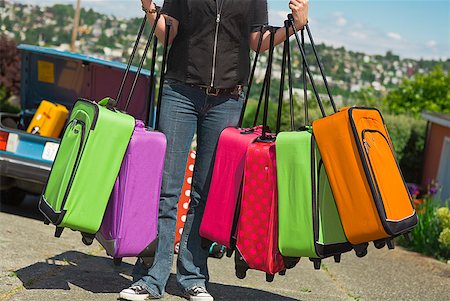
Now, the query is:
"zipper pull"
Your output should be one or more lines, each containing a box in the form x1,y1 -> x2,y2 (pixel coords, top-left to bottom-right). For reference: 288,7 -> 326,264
216,13 -> 221,23
363,139 -> 371,152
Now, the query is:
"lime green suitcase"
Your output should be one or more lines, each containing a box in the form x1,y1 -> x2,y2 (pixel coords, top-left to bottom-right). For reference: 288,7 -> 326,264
276,128 -> 352,269
39,98 -> 135,237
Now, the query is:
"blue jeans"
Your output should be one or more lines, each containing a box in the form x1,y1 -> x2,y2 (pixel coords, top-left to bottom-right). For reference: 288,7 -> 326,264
132,80 -> 243,297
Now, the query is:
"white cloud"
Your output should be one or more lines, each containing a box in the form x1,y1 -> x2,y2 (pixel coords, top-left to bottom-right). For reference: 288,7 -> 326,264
426,40 -> 437,48
336,16 -> 347,26
350,31 -> 367,40
387,32 -> 403,41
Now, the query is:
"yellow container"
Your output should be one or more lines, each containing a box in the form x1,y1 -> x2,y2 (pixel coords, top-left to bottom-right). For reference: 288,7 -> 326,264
27,100 -> 69,138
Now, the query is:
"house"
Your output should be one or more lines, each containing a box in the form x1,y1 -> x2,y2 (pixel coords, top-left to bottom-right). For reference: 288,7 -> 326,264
421,111 -> 450,204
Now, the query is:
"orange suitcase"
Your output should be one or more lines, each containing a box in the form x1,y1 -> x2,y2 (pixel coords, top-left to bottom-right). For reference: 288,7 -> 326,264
287,19 -> 417,255
27,100 -> 68,138
312,107 -> 418,250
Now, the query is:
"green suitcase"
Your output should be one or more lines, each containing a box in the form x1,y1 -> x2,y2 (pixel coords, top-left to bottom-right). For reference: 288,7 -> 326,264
276,23 -> 351,269
39,98 -> 135,236
276,128 -> 352,269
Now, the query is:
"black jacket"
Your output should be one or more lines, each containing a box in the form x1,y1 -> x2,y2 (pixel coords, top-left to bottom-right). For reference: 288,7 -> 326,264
162,0 -> 268,89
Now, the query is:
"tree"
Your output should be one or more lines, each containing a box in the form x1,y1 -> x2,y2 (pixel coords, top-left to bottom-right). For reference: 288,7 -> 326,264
384,65 -> 450,117
0,35 -> 21,103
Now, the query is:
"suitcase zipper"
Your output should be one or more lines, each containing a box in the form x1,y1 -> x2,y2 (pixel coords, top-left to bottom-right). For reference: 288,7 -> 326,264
348,108 -> 386,220
361,129 -> 414,220
59,119 -> 86,214
210,0 -> 225,88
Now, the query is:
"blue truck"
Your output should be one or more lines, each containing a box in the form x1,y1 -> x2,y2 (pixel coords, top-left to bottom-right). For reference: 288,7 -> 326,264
0,45 -> 154,205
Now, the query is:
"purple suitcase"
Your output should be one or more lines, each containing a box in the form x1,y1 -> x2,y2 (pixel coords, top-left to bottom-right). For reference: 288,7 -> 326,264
96,119 -> 166,262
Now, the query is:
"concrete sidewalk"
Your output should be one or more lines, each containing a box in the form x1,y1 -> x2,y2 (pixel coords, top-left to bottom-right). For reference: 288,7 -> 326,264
1,196 -> 449,301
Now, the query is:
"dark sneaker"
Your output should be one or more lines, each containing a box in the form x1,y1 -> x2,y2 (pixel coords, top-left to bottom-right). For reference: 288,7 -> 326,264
119,285 -> 153,301
184,286 -> 214,301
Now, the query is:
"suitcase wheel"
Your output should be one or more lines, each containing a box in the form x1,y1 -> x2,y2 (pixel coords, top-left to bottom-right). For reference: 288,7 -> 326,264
334,254 -> 341,263
226,248 -> 234,258
209,243 -> 225,259
283,256 -> 300,269
265,273 -> 275,282
113,258 -> 123,266
279,269 -> 286,276
235,267 -> 247,279
373,240 -> 386,249
353,243 -> 369,258
310,258 -> 321,270
81,233 -> 95,246
140,256 -> 155,269
54,227 -> 64,238
355,249 -> 368,258
386,239 -> 395,250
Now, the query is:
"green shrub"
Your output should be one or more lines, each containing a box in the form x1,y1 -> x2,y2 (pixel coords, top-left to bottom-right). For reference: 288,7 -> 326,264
397,196 -> 450,261
384,65 -> 450,117
383,114 -> 426,183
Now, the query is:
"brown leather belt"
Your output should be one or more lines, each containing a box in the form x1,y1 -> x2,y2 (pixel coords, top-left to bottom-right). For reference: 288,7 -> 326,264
195,85 -> 243,96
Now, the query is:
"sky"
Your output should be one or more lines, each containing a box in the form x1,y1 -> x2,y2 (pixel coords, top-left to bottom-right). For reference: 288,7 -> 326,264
13,0 -> 450,60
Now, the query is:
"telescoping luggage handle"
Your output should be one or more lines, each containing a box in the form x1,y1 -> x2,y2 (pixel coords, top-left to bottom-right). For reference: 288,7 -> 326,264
154,18 -> 172,130
237,25 -> 266,128
258,26 -> 283,140
282,20 -> 308,128
287,14 -> 337,117
113,9 -> 166,116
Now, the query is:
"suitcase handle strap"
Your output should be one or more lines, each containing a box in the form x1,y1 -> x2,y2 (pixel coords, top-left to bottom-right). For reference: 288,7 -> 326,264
287,14 -> 338,117
238,25 -> 266,128
154,18 -> 172,130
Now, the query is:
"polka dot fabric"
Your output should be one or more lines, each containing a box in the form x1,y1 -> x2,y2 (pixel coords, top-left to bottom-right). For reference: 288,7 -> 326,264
236,140 -> 285,274
174,150 -> 196,253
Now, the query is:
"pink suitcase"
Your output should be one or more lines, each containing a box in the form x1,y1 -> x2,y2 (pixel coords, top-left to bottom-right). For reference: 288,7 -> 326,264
200,126 -> 262,249
95,120 -> 166,263
199,26 -> 267,250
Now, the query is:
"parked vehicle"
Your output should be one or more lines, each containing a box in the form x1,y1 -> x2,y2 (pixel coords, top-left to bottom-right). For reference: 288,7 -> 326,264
0,44 -> 154,205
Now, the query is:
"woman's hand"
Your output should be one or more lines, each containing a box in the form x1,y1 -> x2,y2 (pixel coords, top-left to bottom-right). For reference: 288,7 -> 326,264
289,0 -> 308,29
141,0 -> 153,11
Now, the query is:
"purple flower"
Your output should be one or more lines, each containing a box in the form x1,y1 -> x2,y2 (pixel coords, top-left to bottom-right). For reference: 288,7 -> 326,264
407,183 -> 420,197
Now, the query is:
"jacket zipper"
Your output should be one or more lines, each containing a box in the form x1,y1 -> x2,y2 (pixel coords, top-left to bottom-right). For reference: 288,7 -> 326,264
211,1 -> 224,87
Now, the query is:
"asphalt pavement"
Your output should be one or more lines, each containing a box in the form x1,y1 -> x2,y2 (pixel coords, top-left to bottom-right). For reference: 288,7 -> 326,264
0,195 -> 449,301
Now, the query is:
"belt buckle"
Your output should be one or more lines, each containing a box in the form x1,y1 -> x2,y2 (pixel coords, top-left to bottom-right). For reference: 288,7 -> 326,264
206,86 -> 220,96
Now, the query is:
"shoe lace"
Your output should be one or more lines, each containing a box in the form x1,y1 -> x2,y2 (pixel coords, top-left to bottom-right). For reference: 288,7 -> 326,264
131,285 -> 144,292
191,286 -> 208,295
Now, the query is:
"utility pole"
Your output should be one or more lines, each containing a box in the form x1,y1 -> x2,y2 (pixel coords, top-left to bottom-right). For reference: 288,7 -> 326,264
71,0 -> 81,52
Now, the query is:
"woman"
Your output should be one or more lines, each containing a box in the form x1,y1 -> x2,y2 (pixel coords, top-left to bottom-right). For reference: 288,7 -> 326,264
120,1 -> 308,300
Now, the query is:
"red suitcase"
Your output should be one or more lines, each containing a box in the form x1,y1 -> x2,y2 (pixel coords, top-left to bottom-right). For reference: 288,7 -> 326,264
235,138 -> 286,280
234,27 -> 296,281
